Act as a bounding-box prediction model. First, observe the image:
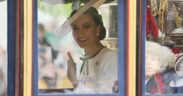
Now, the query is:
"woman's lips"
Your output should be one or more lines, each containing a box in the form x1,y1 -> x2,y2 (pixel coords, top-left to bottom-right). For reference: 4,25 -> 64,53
78,37 -> 89,42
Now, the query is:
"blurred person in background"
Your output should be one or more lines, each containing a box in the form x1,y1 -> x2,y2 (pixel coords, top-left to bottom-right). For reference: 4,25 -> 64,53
170,53 -> 183,93
145,41 -> 176,94
38,23 -> 74,90
39,63 -> 57,88
38,23 -> 58,62
38,24 -> 57,89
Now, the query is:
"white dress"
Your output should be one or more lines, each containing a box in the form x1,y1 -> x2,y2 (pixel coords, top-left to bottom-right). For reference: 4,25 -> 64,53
74,47 -> 118,93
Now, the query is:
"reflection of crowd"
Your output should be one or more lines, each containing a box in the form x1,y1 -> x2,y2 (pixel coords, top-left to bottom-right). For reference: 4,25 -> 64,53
38,24 -> 73,90
146,41 -> 183,94
0,47 -> 7,95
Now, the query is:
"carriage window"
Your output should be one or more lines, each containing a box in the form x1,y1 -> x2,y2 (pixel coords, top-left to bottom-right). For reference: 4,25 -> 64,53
145,0 -> 183,95
0,0 -> 7,95
38,0 -> 118,94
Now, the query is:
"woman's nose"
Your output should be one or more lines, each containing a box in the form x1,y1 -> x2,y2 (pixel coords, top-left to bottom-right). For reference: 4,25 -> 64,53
78,28 -> 85,35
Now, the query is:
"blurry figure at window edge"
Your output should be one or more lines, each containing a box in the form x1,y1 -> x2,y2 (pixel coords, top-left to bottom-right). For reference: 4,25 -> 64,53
0,47 -> 7,96
145,41 -> 176,94
170,53 -> 183,93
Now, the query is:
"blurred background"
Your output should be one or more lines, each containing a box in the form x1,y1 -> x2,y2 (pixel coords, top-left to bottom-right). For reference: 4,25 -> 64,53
0,0 -> 7,95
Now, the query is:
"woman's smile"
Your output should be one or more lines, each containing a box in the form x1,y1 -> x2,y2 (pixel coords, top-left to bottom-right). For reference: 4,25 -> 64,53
78,37 -> 89,42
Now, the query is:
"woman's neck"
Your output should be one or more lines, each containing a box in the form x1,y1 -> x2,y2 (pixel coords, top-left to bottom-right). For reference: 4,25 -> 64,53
84,43 -> 104,58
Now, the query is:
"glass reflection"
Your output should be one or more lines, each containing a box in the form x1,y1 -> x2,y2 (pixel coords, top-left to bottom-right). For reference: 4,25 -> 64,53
146,0 -> 183,95
38,0 -> 118,94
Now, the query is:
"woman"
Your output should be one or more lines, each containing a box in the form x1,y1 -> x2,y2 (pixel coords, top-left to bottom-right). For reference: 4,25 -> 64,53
67,7 -> 118,93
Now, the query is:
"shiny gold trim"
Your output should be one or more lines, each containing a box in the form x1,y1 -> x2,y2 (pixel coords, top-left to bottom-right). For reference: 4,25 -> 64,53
128,0 -> 137,96
24,0 -> 33,96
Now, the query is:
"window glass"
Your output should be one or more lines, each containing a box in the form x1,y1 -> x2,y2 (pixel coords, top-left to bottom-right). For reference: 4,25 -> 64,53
37,0 -> 118,94
145,0 -> 183,95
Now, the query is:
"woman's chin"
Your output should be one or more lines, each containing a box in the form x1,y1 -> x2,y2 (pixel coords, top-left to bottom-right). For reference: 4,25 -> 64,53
77,41 -> 89,48
78,43 -> 86,48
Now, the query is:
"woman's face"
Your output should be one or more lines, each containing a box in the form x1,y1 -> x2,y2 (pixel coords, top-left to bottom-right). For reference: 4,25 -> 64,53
71,14 -> 100,48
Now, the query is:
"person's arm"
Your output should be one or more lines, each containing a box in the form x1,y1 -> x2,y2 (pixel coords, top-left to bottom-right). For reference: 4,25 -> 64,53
67,52 -> 78,88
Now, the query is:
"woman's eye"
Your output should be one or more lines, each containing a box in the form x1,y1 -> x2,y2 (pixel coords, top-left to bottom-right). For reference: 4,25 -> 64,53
83,25 -> 91,29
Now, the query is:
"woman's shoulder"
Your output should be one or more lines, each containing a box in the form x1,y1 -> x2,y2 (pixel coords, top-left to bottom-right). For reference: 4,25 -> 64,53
102,47 -> 118,57
97,47 -> 118,64
94,47 -> 118,64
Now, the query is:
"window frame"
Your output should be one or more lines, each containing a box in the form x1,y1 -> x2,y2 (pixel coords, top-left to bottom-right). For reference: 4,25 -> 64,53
8,0 -> 17,96
32,0 -> 126,96
8,0 -> 25,95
